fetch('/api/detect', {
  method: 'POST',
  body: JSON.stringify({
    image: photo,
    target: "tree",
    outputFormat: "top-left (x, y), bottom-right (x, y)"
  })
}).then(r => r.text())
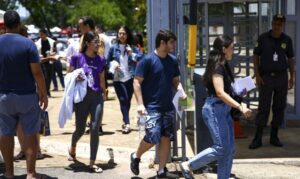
top-left (110, 0), bottom-right (146, 32)
top-left (0, 0), bottom-right (17, 10)
top-left (18, 0), bottom-right (72, 34)
top-left (66, 0), bottom-right (126, 30)
top-left (15, 0), bottom-right (146, 32)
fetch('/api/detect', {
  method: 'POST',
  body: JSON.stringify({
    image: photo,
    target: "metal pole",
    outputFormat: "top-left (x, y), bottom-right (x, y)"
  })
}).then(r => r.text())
top-left (181, 111), bottom-right (186, 161)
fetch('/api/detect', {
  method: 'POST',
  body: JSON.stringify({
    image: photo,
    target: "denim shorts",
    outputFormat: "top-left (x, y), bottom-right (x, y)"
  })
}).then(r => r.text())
top-left (0, 93), bottom-right (41, 136)
top-left (143, 110), bottom-right (175, 144)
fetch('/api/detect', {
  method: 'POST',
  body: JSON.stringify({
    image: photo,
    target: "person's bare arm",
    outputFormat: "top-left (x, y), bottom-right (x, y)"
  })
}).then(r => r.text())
top-left (67, 65), bottom-right (75, 73)
top-left (134, 76), bottom-right (147, 115)
top-left (172, 76), bottom-right (187, 98)
top-left (213, 74), bottom-right (252, 118)
top-left (30, 63), bottom-right (48, 110)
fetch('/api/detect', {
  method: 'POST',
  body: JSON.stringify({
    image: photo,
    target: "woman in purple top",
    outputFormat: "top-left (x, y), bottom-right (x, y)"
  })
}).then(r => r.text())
top-left (67, 31), bottom-right (106, 173)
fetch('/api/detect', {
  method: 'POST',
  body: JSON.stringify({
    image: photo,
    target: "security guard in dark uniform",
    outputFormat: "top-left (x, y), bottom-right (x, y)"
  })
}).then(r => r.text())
top-left (249, 14), bottom-right (295, 149)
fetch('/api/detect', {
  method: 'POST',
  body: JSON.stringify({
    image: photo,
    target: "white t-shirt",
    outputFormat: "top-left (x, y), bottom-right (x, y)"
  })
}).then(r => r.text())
top-left (118, 44), bottom-right (132, 82)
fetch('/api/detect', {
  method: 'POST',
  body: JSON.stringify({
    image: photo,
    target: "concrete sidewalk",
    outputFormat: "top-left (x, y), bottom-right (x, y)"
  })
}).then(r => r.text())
top-left (1, 85), bottom-right (300, 178)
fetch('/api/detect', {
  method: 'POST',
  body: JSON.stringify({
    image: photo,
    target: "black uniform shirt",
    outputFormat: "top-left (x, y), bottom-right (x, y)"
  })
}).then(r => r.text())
top-left (253, 30), bottom-right (294, 74)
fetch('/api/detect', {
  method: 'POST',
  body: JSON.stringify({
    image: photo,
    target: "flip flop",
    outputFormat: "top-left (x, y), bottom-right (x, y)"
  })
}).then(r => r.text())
top-left (89, 164), bottom-right (103, 173)
top-left (14, 151), bottom-right (26, 160)
top-left (27, 173), bottom-right (46, 179)
top-left (37, 151), bottom-right (44, 160)
top-left (67, 149), bottom-right (76, 161)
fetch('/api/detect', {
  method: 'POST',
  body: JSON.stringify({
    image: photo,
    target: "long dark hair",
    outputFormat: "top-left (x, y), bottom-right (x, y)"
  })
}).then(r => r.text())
top-left (203, 35), bottom-right (233, 87)
top-left (80, 31), bottom-right (98, 53)
top-left (117, 25), bottom-right (133, 45)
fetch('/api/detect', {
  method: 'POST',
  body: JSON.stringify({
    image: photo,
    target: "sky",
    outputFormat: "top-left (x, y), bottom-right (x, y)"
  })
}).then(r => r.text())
top-left (16, 1), bottom-right (30, 20)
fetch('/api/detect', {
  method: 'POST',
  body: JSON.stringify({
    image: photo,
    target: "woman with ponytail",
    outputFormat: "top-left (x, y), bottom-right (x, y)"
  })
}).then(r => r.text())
top-left (180, 35), bottom-right (252, 179)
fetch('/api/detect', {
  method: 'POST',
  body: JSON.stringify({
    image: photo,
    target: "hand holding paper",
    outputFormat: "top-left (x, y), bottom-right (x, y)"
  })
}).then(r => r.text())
top-left (232, 76), bottom-right (256, 95)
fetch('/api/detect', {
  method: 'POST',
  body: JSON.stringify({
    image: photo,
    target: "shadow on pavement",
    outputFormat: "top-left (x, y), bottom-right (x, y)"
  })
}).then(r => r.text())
top-left (65, 160), bottom-right (117, 173)
top-left (0, 174), bottom-right (57, 179)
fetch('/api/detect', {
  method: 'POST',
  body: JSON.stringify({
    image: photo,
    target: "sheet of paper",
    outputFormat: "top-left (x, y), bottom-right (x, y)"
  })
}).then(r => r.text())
top-left (172, 89), bottom-right (185, 119)
top-left (232, 76), bottom-right (256, 94)
top-left (109, 60), bottom-right (119, 74)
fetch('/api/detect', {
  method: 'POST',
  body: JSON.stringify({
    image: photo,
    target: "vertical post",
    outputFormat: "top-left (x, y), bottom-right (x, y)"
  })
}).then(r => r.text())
top-left (147, 0), bottom-right (171, 164)
top-left (181, 111), bottom-right (186, 161)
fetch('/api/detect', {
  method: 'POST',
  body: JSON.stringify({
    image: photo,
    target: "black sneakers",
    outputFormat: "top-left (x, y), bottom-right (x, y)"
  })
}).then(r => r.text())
top-left (130, 152), bottom-right (140, 175)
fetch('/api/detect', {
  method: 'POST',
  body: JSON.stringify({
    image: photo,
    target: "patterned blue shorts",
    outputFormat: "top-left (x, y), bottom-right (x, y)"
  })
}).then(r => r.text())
top-left (143, 110), bottom-right (175, 144)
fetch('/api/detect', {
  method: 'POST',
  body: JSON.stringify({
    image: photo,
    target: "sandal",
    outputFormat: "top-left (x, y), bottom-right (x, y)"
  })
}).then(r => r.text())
top-left (89, 164), bottom-right (103, 173)
top-left (27, 173), bottom-right (46, 179)
top-left (14, 151), bottom-right (26, 160)
top-left (37, 150), bottom-right (44, 160)
top-left (67, 149), bottom-right (76, 161)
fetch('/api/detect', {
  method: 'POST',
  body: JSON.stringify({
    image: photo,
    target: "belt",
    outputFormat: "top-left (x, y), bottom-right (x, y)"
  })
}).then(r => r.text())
top-left (263, 71), bottom-right (287, 77)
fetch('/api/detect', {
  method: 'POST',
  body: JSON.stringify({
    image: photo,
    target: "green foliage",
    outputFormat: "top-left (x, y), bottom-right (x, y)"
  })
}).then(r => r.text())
top-left (15, 0), bottom-right (146, 32)
top-left (0, 0), bottom-right (17, 10)
top-left (67, 0), bottom-right (126, 30)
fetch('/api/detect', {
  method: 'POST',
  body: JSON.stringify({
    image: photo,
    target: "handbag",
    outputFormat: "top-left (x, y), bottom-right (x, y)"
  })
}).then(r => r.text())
top-left (40, 111), bottom-right (51, 136)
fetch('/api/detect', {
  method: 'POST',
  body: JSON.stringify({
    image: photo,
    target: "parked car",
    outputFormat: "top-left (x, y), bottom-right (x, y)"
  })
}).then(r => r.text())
top-left (105, 31), bottom-right (117, 44)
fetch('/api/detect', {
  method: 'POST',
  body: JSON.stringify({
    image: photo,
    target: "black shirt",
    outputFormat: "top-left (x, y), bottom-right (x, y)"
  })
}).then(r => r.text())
top-left (253, 30), bottom-right (294, 74)
top-left (41, 39), bottom-right (51, 65)
top-left (206, 62), bottom-right (233, 96)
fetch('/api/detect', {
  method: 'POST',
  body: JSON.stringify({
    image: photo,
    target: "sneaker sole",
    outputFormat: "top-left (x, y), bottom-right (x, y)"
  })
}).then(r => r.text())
top-left (180, 163), bottom-right (194, 179)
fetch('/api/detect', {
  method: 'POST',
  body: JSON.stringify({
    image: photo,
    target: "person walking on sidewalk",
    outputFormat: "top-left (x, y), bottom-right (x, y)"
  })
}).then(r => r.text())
top-left (130, 29), bottom-right (185, 178)
top-left (249, 14), bottom-right (295, 149)
top-left (180, 36), bottom-right (252, 179)
top-left (51, 39), bottom-right (65, 91)
top-left (67, 31), bottom-right (106, 173)
top-left (107, 25), bottom-right (143, 134)
top-left (35, 29), bottom-right (57, 97)
top-left (14, 24), bottom-right (45, 161)
top-left (0, 10), bottom-right (48, 179)
top-left (77, 16), bottom-right (107, 135)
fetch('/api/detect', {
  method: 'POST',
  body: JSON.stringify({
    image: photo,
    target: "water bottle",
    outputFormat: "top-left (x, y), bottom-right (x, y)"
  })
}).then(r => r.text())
top-left (138, 115), bottom-right (146, 140)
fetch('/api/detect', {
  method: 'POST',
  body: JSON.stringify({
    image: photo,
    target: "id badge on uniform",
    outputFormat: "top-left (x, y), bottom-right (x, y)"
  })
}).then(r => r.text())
top-left (273, 52), bottom-right (278, 62)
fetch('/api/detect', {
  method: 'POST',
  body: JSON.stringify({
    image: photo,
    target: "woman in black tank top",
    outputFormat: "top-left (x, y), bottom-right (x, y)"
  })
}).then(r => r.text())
top-left (180, 35), bottom-right (252, 179)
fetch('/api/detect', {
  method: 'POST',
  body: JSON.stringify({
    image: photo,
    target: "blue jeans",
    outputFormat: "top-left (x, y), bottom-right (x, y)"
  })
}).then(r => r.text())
top-left (188, 97), bottom-right (234, 179)
top-left (113, 78), bottom-right (133, 125)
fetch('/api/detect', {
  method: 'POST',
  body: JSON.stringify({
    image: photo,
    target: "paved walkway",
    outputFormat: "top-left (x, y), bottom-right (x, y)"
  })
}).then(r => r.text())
top-left (1, 84), bottom-right (300, 178)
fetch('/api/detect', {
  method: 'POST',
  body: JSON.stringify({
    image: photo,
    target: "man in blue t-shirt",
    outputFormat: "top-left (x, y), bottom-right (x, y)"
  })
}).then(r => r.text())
top-left (0, 10), bottom-right (48, 179)
top-left (130, 30), bottom-right (186, 178)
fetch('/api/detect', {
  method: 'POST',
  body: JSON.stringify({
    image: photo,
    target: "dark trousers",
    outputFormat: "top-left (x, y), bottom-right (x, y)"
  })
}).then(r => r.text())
top-left (72, 89), bottom-right (103, 161)
top-left (41, 63), bottom-right (53, 96)
top-left (113, 78), bottom-right (134, 125)
top-left (52, 60), bottom-right (65, 89)
top-left (255, 72), bottom-right (288, 127)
